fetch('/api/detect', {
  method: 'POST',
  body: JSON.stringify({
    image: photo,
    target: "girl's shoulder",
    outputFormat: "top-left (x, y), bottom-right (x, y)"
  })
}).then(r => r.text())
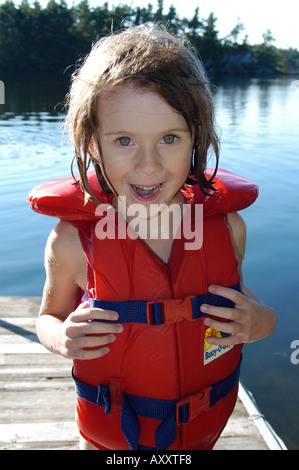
top-left (45, 221), bottom-right (86, 287)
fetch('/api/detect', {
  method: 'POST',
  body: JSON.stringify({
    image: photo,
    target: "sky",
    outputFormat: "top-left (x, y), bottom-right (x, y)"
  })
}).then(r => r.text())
top-left (13, 0), bottom-right (299, 49)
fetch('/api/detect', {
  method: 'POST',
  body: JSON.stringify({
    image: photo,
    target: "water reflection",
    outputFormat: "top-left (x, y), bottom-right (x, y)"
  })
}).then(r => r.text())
top-left (0, 72), bottom-right (71, 119)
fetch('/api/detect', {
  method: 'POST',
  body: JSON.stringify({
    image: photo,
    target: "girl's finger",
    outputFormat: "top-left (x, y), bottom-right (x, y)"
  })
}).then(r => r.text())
top-left (204, 316), bottom-right (241, 335)
top-left (200, 304), bottom-right (239, 320)
top-left (80, 333), bottom-right (117, 349)
top-left (208, 284), bottom-right (247, 307)
top-left (75, 346), bottom-right (111, 360)
top-left (83, 321), bottom-right (124, 336)
top-left (206, 333), bottom-right (241, 347)
top-left (70, 306), bottom-right (119, 323)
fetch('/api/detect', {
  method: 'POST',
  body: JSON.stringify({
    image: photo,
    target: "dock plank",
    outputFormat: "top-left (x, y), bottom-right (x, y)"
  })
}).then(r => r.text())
top-left (0, 296), bottom-right (271, 451)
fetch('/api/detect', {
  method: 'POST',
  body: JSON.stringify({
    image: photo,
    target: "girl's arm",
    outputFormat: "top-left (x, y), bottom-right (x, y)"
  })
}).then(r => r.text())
top-left (201, 212), bottom-right (277, 345)
top-left (36, 221), bottom-right (123, 359)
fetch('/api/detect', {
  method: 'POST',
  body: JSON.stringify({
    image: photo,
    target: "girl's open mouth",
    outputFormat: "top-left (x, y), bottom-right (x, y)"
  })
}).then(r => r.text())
top-left (130, 184), bottom-right (163, 200)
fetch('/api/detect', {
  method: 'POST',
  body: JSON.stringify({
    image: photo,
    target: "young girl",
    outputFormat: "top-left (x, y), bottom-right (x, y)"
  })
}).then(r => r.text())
top-left (28, 25), bottom-right (276, 450)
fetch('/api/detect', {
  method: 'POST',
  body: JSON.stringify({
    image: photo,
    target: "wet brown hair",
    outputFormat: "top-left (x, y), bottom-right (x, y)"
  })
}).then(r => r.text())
top-left (64, 24), bottom-right (219, 202)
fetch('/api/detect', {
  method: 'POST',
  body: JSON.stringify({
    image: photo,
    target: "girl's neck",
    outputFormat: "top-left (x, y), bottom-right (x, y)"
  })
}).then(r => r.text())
top-left (112, 192), bottom-right (185, 240)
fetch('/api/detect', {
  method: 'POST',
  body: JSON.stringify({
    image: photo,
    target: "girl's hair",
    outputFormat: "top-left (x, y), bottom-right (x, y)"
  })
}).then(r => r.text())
top-left (64, 24), bottom-right (219, 202)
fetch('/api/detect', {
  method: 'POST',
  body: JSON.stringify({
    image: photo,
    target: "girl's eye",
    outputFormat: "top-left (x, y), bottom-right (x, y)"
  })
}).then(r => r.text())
top-left (117, 137), bottom-right (131, 146)
top-left (162, 135), bottom-right (176, 144)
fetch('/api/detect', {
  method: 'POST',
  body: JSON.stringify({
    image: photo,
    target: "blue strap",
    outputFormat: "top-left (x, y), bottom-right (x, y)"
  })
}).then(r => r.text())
top-left (72, 356), bottom-right (242, 450)
top-left (120, 394), bottom-right (141, 451)
top-left (90, 299), bottom-right (149, 324)
top-left (90, 282), bottom-right (241, 326)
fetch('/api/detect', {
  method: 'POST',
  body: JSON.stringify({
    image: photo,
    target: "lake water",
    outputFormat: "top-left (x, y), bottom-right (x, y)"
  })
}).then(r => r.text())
top-left (0, 72), bottom-right (298, 449)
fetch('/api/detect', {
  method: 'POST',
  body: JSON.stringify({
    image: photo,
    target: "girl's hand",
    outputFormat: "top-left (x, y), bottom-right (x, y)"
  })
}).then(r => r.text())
top-left (201, 284), bottom-right (277, 346)
top-left (56, 301), bottom-right (124, 360)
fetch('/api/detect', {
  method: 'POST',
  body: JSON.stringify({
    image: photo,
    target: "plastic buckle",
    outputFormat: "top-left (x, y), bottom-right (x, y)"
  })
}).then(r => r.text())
top-left (176, 386), bottom-right (212, 425)
top-left (146, 296), bottom-right (194, 326)
top-left (109, 378), bottom-right (124, 416)
top-left (97, 384), bottom-right (110, 415)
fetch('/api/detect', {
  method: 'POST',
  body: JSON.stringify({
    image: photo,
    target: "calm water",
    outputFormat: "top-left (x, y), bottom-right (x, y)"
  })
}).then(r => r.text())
top-left (0, 73), bottom-right (298, 449)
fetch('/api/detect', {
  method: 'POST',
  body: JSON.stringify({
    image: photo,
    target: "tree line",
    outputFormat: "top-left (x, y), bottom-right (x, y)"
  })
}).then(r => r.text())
top-left (0, 0), bottom-right (298, 75)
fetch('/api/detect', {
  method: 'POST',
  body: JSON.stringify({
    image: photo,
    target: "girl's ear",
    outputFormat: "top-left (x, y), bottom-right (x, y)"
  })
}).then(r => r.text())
top-left (88, 136), bottom-right (115, 196)
top-left (88, 135), bottom-right (99, 158)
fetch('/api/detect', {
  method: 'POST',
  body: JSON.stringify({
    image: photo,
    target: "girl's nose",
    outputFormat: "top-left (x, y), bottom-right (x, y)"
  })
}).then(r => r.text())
top-left (135, 145), bottom-right (162, 175)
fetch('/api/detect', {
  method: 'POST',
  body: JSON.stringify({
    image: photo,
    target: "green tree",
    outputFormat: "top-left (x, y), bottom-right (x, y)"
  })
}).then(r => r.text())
top-left (0, 1), bottom-right (298, 74)
top-left (164, 4), bottom-right (181, 34)
top-left (262, 28), bottom-right (275, 46)
top-left (71, 0), bottom-right (98, 54)
top-left (35, 0), bottom-right (77, 70)
top-left (184, 7), bottom-right (203, 46)
top-left (252, 29), bottom-right (278, 72)
top-left (0, 1), bottom-right (21, 68)
top-left (197, 12), bottom-right (222, 66)
top-left (277, 48), bottom-right (299, 74)
top-left (17, 0), bottom-right (47, 69)
top-left (133, 3), bottom-right (154, 26)
top-left (92, 2), bottom-right (114, 37)
top-left (154, 0), bottom-right (164, 22)
top-left (229, 18), bottom-right (245, 45)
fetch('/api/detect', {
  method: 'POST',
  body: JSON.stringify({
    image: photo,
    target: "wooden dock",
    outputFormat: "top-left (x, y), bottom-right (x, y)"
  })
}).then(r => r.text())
top-left (0, 296), bottom-right (286, 451)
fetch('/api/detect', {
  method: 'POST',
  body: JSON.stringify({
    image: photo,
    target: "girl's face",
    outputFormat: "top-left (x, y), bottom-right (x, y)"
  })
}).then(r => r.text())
top-left (95, 83), bottom-right (193, 212)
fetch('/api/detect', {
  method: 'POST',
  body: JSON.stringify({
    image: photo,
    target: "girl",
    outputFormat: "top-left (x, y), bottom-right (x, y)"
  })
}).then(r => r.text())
top-left (28, 25), bottom-right (276, 450)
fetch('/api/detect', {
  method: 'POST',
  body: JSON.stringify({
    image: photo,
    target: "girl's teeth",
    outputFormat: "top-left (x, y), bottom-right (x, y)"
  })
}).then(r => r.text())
top-left (132, 184), bottom-right (161, 198)
top-left (136, 185), bottom-right (159, 190)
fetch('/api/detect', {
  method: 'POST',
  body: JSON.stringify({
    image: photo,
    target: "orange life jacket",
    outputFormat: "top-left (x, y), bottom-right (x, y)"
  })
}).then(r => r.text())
top-left (28, 169), bottom-right (258, 450)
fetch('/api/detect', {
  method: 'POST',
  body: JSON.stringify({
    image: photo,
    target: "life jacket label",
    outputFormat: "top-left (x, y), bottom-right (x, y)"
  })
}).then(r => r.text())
top-left (204, 328), bottom-right (233, 365)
